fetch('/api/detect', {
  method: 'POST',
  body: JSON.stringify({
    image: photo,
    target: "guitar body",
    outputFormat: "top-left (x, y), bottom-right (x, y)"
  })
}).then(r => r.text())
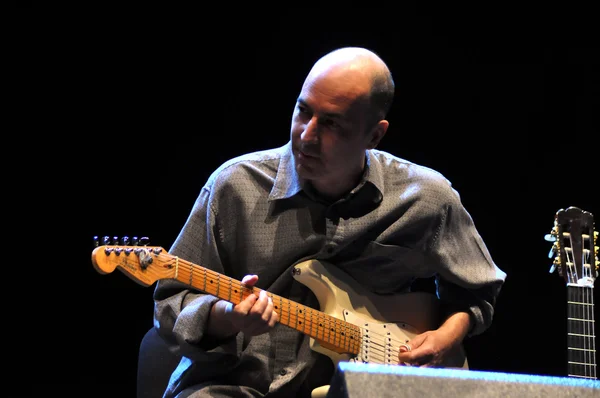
top-left (292, 259), bottom-right (468, 397)
top-left (294, 259), bottom-right (466, 365)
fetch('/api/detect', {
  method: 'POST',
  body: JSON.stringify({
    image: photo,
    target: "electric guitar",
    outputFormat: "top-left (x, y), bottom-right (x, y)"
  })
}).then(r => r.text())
top-left (91, 237), bottom-right (469, 397)
top-left (547, 206), bottom-right (599, 380)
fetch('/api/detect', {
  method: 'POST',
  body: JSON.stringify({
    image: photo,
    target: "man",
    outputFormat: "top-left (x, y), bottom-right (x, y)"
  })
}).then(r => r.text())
top-left (153, 46), bottom-right (506, 397)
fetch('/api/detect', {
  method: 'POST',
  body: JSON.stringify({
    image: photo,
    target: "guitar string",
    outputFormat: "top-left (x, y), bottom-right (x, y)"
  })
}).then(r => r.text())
top-left (583, 244), bottom-right (597, 379)
top-left (110, 248), bottom-right (426, 365)
top-left (148, 252), bottom-right (413, 363)
top-left (566, 241), bottom-right (579, 377)
top-left (591, 237), bottom-right (597, 379)
top-left (565, 239), bottom-right (586, 375)
top-left (574, 234), bottom-right (589, 379)
top-left (566, 234), bottom-right (596, 379)
top-left (180, 262), bottom-right (406, 362)
top-left (166, 255), bottom-right (361, 347)
top-left (585, 284), bottom-right (596, 379)
top-left (566, 237), bottom-right (587, 378)
top-left (581, 238), bottom-right (595, 379)
top-left (587, 246), bottom-right (598, 379)
top-left (591, 282), bottom-right (597, 379)
top-left (107, 247), bottom-right (438, 366)
top-left (178, 263), bottom-right (405, 362)
top-left (582, 243), bottom-right (590, 379)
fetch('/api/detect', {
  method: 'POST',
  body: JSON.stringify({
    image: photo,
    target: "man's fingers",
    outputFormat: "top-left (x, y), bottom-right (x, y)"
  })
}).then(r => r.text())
top-left (268, 309), bottom-right (279, 327)
top-left (261, 292), bottom-right (275, 321)
top-left (248, 290), bottom-right (269, 316)
top-left (232, 290), bottom-right (278, 335)
top-left (398, 341), bottom-right (417, 365)
top-left (241, 274), bottom-right (259, 286)
top-left (233, 292), bottom-right (258, 315)
top-left (220, 275), bottom-right (279, 337)
top-left (398, 351), bottom-right (414, 365)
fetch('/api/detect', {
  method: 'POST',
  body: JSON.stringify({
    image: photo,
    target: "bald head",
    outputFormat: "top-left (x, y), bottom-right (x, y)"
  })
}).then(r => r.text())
top-left (307, 47), bottom-right (395, 121)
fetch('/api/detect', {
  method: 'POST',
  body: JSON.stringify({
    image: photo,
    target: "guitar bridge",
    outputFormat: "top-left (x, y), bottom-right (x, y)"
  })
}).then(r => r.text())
top-left (343, 309), bottom-right (416, 365)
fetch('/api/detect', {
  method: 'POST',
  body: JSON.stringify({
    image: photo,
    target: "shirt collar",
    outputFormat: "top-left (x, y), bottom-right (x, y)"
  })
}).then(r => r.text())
top-left (269, 141), bottom-right (302, 201)
top-left (363, 149), bottom-right (385, 197)
top-left (268, 141), bottom-right (384, 202)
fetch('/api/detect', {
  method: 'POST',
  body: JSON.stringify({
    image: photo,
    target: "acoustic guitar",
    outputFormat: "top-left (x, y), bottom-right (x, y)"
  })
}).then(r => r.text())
top-left (546, 206), bottom-right (599, 380)
top-left (92, 236), bottom-right (468, 397)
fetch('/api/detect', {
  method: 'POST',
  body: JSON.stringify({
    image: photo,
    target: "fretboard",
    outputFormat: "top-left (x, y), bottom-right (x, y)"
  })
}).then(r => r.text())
top-left (171, 255), bottom-right (362, 355)
top-left (567, 285), bottom-right (597, 379)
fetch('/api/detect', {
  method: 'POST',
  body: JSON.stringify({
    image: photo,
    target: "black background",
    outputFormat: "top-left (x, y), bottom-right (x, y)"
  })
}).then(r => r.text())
top-left (11, 5), bottom-right (599, 397)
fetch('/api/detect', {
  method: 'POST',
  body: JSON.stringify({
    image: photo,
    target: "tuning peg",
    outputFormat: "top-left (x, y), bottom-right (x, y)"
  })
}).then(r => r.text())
top-left (93, 236), bottom-right (100, 247)
top-left (547, 246), bottom-right (555, 259)
top-left (121, 236), bottom-right (130, 246)
top-left (139, 237), bottom-right (150, 246)
top-left (549, 257), bottom-right (560, 273)
top-left (544, 233), bottom-right (556, 242)
top-left (103, 236), bottom-right (110, 245)
top-left (132, 236), bottom-right (139, 246)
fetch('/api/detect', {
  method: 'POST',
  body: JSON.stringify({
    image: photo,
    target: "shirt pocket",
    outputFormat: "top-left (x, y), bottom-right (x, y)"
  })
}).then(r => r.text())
top-left (336, 241), bottom-right (432, 295)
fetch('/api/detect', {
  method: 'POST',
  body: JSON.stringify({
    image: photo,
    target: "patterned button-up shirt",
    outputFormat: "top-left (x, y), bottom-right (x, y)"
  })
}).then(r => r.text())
top-left (153, 141), bottom-right (506, 397)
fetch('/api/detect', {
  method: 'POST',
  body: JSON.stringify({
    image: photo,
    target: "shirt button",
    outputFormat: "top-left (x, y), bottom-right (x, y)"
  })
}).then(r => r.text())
top-left (279, 369), bottom-right (287, 376)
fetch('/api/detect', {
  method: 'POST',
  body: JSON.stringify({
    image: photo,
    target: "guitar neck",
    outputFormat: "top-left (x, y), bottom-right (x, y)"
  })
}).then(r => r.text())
top-left (567, 285), bottom-right (597, 379)
top-left (171, 255), bottom-right (361, 355)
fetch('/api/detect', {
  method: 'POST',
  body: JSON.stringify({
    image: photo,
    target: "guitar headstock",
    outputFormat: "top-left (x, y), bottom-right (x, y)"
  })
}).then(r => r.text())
top-left (91, 235), bottom-right (175, 287)
top-left (547, 207), bottom-right (599, 286)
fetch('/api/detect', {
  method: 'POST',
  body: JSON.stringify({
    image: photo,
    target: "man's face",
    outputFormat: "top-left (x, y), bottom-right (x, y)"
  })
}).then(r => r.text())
top-left (290, 68), bottom-right (376, 195)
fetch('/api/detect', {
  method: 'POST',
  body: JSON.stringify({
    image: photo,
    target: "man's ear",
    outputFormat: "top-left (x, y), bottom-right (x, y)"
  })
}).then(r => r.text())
top-left (366, 119), bottom-right (389, 149)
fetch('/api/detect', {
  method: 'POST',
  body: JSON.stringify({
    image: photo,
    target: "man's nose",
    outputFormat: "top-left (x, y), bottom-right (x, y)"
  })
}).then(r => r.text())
top-left (300, 117), bottom-right (319, 142)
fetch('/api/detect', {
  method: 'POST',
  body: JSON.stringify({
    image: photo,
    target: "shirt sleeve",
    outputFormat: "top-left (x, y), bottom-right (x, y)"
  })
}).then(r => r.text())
top-left (428, 188), bottom-right (507, 337)
top-left (152, 185), bottom-right (239, 369)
